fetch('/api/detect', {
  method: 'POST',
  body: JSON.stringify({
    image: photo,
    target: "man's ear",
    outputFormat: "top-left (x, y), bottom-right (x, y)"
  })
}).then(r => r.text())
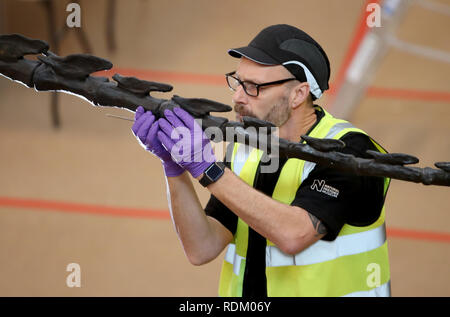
top-left (291, 82), bottom-right (310, 109)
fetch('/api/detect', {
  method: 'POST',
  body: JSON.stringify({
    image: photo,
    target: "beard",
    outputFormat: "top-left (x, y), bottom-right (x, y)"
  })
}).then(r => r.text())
top-left (234, 94), bottom-right (291, 127)
top-left (262, 95), bottom-right (291, 127)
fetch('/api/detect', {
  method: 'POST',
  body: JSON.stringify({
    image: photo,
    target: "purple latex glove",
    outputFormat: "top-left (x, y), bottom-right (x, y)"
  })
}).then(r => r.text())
top-left (157, 107), bottom-right (216, 178)
top-left (132, 106), bottom-right (184, 177)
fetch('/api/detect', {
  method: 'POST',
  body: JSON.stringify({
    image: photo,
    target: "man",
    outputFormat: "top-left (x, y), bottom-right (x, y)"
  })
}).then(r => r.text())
top-left (132, 24), bottom-right (391, 297)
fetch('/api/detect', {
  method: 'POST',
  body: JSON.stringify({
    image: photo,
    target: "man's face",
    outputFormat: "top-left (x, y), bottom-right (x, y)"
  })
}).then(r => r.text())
top-left (232, 57), bottom-right (294, 127)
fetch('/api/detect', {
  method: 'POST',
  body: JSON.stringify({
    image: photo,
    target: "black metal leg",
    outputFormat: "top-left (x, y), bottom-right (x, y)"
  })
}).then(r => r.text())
top-left (106, 0), bottom-right (116, 52)
top-left (42, 0), bottom-right (62, 130)
top-left (50, 90), bottom-right (60, 128)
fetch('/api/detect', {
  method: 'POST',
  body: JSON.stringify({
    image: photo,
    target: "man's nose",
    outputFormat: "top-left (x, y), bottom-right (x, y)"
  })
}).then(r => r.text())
top-left (232, 84), bottom-right (248, 105)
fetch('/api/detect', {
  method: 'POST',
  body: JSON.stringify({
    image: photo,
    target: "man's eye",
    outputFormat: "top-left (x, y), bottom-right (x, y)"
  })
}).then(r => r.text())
top-left (244, 82), bottom-right (257, 90)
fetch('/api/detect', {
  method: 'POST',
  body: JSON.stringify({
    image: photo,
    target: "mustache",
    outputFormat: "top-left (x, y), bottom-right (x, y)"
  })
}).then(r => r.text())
top-left (234, 103), bottom-right (255, 118)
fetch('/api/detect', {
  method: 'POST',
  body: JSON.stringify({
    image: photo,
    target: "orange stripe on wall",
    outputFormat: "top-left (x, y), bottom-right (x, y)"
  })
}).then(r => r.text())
top-left (1, 196), bottom-right (449, 244)
top-left (0, 197), bottom-right (171, 220)
top-left (386, 227), bottom-right (450, 244)
top-left (366, 86), bottom-right (450, 103)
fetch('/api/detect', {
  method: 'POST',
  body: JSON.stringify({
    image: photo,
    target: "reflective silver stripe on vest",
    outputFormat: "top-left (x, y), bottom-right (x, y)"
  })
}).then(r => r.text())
top-left (301, 161), bottom-right (316, 183)
top-left (232, 145), bottom-right (253, 177)
top-left (342, 281), bottom-right (391, 297)
top-left (266, 224), bottom-right (386, 267)
top-left (224, 243), bottom-right (245, 276)
top-left (325, 122), bottom-right (355, 139)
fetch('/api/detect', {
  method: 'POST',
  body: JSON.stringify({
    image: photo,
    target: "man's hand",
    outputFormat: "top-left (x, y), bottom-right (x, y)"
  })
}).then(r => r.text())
top-left (157, 107), bottom-right (216, 178)
top-left (132, 106), bottom-right (185, 177)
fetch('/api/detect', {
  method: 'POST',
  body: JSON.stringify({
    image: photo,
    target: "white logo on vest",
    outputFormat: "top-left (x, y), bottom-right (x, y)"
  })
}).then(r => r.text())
top-left (311, 179), bottom-right (340, 198)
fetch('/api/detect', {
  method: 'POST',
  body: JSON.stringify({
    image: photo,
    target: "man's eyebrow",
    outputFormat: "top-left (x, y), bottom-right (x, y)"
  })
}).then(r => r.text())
top-left (235, 72), bottom-right (261, 84)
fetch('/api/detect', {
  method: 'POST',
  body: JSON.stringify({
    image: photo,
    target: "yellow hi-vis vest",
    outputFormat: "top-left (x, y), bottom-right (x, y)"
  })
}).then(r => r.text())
top-left (218, 107), bottom-right (391, 297)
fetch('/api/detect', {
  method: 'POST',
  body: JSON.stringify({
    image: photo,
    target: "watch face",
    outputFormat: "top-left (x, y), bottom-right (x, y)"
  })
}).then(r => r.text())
top-left (207, 164), bottom-right (224, 180)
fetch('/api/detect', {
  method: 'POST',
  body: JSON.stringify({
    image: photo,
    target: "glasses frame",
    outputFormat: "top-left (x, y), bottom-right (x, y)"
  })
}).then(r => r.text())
top-left (225, 71), bottom-right (297, 97)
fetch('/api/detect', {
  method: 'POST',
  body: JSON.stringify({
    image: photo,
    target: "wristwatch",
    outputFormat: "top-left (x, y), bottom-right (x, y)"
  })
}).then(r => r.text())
top-left (199, 162), bottom-right (226, 187)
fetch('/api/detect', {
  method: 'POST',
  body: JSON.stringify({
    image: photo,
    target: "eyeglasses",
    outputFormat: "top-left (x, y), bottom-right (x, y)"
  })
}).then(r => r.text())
top-left (225, 71), bottom-right (296, 97)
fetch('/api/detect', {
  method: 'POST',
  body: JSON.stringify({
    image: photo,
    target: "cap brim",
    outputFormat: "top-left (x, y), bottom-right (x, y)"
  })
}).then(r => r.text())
top-left (228, 46), bottom-right (278, 66)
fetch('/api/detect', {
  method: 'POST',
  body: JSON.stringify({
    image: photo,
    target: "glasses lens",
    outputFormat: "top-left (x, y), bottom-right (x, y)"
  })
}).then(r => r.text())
top-left (243, 82), bottom-right (258, 97)
top-left (226, 75), bottom-right (239, 91)
top-left (226, 74), bottom-right (259, 97)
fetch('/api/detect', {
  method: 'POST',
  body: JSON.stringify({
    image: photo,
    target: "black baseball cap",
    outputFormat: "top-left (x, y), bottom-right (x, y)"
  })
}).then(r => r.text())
top-left (228, 24), bottom-right (330, 100)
